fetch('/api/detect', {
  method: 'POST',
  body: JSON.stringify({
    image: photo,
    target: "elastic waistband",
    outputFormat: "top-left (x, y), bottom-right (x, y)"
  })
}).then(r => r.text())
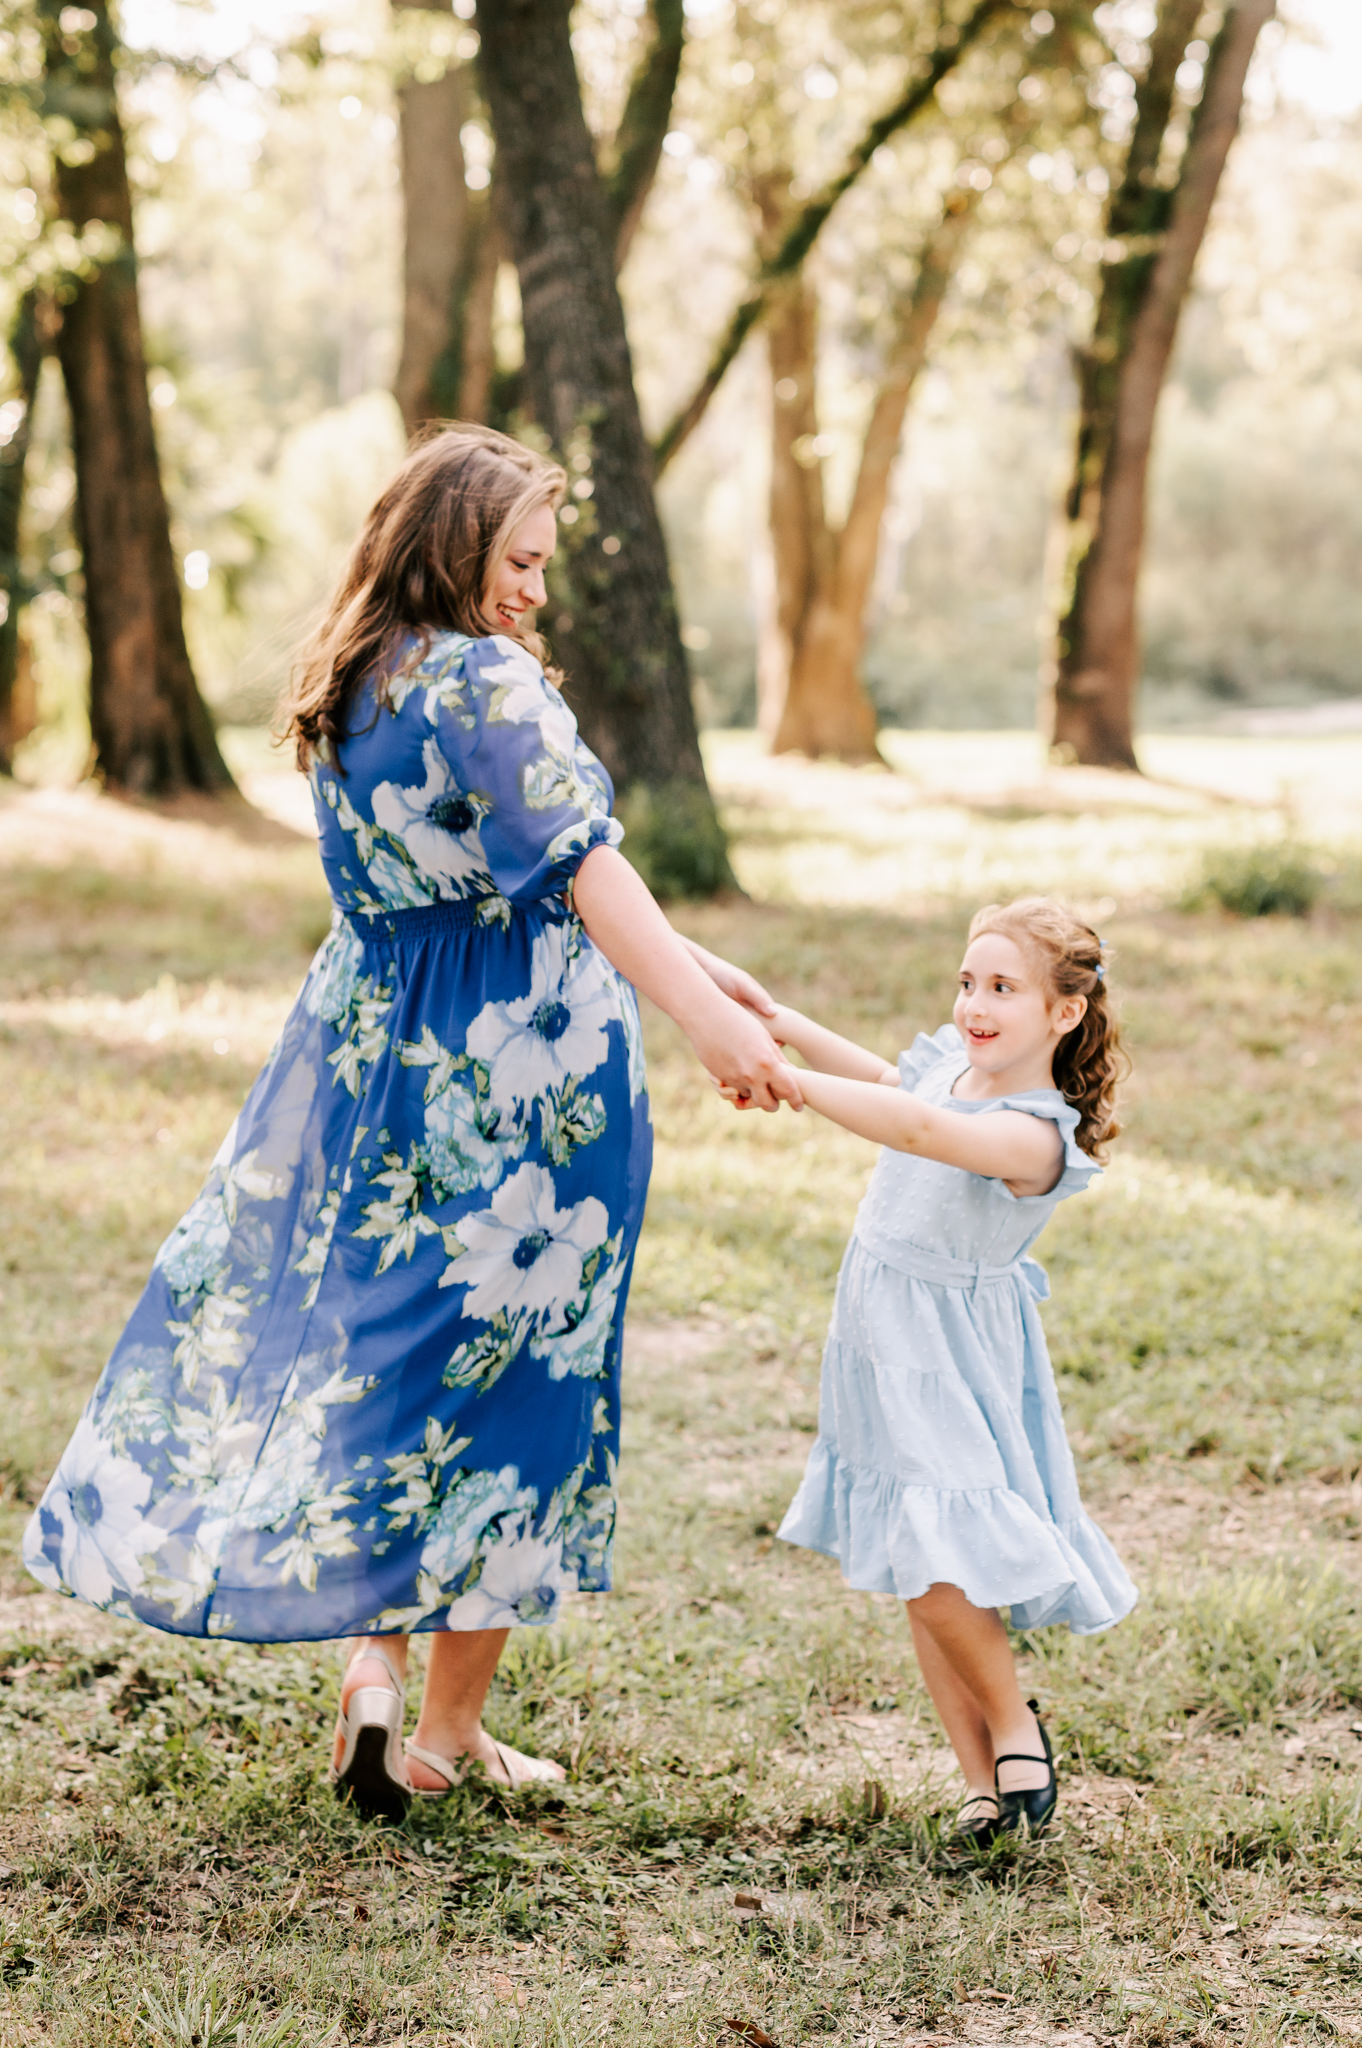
top-left (852, 1228), bottom-right (1048, 1303)
top-left (344, 896), bottom-right (571, 945)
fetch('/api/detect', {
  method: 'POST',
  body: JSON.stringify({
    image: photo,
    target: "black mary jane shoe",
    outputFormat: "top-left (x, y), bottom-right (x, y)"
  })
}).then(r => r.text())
top-left (994, 1698), bottom-right (1058, 1836)
top-left (951, 1791), bottom-right (1006, 1849)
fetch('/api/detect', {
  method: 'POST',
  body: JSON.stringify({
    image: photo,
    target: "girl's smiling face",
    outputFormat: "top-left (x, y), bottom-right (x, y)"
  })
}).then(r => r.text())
top-left (482, 501), bottom-right (558, 634)
top-left (953, 932), bottom-right (1085, 1079)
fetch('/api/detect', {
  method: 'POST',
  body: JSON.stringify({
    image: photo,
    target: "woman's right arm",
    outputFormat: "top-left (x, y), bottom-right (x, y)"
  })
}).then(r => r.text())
top-left (572, 847), bottom-right (803, 1113)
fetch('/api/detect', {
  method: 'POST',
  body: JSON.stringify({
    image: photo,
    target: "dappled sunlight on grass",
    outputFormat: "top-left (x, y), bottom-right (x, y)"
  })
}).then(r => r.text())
top-left (703, 727), bottom-right (1362, 914)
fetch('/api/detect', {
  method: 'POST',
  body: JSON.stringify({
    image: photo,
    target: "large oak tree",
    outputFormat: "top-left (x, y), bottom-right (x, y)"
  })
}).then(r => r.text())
top-left (39, 0), bottom-right (232, 795)
top-left (475, 0), bottom-right (730, 894)
top-left (1047, 0), bottom-right (1275, 767)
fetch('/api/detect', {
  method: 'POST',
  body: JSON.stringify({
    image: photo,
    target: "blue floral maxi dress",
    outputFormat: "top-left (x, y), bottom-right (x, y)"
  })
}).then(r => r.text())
top-left (24, 633), bottom-right (652, 1642)
top-left (778, 1026), bottom-right (1136, 1634)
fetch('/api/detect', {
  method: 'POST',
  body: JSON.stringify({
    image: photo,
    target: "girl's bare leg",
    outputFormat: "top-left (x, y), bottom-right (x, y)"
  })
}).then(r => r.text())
top-left (907, 1583), bottom-right (1049, 1793)
top-left (907, 1607), bottom-right (996, 1806)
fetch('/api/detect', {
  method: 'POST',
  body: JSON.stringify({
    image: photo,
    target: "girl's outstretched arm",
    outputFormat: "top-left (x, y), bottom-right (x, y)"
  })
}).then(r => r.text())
top-left (785, 1063), bottom-right (1065, 1198)
top-left (765, 1003), bottom-right (900, 1085)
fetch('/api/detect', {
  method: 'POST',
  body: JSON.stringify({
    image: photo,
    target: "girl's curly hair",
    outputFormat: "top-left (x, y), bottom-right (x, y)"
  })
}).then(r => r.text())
top-left (968, 897), bottom-right (1130, 1160)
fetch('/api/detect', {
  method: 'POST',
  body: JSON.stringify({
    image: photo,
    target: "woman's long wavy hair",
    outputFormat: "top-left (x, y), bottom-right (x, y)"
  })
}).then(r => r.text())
top-left (279, 424), bottom-right (567, 769)
top-left (967, 897), bottom-right (1130, 1160)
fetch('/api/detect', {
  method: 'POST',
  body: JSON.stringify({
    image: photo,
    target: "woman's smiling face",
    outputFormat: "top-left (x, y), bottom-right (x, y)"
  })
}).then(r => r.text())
top-left (953, 931), bottom-right (1081, 1076)
top-left (483, 502), bottom-right (559, 634)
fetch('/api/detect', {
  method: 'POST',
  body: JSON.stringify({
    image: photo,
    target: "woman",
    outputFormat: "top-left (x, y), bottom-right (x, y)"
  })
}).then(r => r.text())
top-left (24, 425), bottom-right (797, 1818)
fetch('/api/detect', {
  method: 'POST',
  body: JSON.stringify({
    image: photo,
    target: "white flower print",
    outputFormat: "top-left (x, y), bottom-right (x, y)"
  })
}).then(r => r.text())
top-left (353, 844), bottom-right (436, 913)
top-left (545, 813), bottom-right (622, 871)
top-left (621, 986), bottom-right (647, 1103)
top-left (480, 637), bottom-right (578, 748)
top-left (23, 1415), bottom-right (159, 1607)
top-left (166, 1287), bottom-right (252, 1390)
top-left (465, 923), bottom-right (614, 1117)
top-left (326, 973), bottom-right (394, 1097)
top-left (371, 737), bottom-right (493, 897)
top-left (425, 1078), bottom-right (517, 1199)
top-left (418, 1464), bottom-right (531, 1591)
top-left (381, 1417), bottom-right (473, 1535)
top-left (555, 1446), bottom-right (617, 1585)
top-left (395, 1028), bottom-right (520, 1201)
top-left (294, 1188), bottom-right (341, 1309)
top-left (190, 1361), bottom-right (370, 1594)
top-left (445, 1163), bottom-right (608, 1324)
top-left (523, 744), bottom-right (609, 820)
top-left (442, 1507), bottom-right (576, 1628)
top-left (532, 1242), bottom-right (624, 1381)
top-left (302, 915), bottom-right (362, 1026)
top-left (155, 1191), bottom-right (232, 1300)
top-left (96, 1363), bottom-right (173, 1455)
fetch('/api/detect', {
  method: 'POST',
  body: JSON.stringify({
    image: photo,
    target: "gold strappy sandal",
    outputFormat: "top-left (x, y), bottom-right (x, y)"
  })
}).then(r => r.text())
top-left (404, 1733), bottom-right (565, 1797)
top-left (329, 1645), bottom-right (411, 1823)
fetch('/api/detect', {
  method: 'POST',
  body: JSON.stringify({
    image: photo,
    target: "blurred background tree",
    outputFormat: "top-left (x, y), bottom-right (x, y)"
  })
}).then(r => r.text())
top-left (33, 0), bottom-right (232, 794)
top-left (0, 0), bottom-right (1357, 850)
top-left (1047, 0), bottom-right (1277, 769)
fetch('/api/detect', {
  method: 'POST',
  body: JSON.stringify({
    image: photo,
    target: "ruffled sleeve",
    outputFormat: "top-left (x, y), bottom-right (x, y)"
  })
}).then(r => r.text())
top-left (896, 1022), bottom-right (967, 1095)
top-left (432, 634), bottom-right (623, 904)
top-left (955, 1090), bottom-right (1100, 1201)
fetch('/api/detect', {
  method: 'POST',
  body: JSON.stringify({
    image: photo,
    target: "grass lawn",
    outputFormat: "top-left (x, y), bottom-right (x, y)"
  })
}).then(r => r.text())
top-left (1, 732), bottom-right (1361, 2047)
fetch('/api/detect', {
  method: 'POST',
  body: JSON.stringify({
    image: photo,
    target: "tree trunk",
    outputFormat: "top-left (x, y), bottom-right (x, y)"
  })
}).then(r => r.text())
top-left (0, 293), bottom-right (43, 775)
top-left (1048, 0), bottom-right (1274, 767)
top-left (755, 256), bottom-right (827, 738)
top-left (770, 191), bottom-right (977, 760)
top-left (392, 0), bottom-right (471, 435)
top-left (604, 0), bottom-right (685, 269)
top-left (41, 2), bottom-right (232, 796)
top-left (476, 0), bottom-right (732, 896)
top-left (653, 0), bottom-right (1014, 477)
top-left (454, 191), bottom-right (503, 422)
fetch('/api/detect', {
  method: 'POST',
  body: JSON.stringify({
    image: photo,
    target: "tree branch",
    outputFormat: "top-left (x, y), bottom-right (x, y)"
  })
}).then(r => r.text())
top-left (605, 0), bottom-right (685, 270)
top-left (651, 0), bottom-right (1024, 476)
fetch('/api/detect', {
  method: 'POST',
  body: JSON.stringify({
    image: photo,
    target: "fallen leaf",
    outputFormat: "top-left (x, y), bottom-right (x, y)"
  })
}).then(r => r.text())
top-left (725, 2023), bottom-right (779, 2048)
top-left (733, 1890), bottom-right (764, 1912)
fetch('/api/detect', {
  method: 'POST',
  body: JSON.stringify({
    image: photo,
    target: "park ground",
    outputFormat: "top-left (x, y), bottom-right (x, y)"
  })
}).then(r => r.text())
top-left (1, 727), bottom-right (1361, 2046)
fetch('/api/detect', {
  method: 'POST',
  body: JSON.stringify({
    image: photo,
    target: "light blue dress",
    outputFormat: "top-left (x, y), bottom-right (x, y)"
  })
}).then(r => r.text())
top-left (779, 1024), bottom-right (1136, 1634)
top-left (24, 632), bottom-right (651, 1644)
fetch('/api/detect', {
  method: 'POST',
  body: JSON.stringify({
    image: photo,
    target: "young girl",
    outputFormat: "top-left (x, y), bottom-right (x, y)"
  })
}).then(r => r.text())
top-left (744, 898), bottom-right (1136, 1843)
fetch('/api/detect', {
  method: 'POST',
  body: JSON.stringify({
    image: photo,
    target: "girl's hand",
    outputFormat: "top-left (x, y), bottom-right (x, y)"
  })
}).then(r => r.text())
top-left (681, 938), bottom-right (777, 1019)
top-left (713, 1057), bottom-right (803, 1111)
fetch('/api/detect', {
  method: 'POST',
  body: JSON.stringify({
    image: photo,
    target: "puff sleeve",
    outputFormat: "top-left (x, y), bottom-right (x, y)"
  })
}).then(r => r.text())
top-left (431, 633), bottom-right (624, 905)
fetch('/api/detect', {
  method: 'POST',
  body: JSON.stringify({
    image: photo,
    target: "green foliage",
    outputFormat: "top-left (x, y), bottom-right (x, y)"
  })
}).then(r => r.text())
top-left (615, 776), bottom-right (735, 899)
top-left (1182, 840), bottom-right (1324, 917)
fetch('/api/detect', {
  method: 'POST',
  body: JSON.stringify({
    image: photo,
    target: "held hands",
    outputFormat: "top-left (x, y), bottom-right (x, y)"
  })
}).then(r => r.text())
top-left (682, 947), bottom-right (799, 1111)
top-left (704, 999), bottom-right (799, 1114)
top-left (694, 1000), bottom-right (803, 1113)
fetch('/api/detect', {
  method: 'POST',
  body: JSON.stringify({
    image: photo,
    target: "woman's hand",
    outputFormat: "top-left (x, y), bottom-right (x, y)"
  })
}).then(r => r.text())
top-left (680, 938), bottom-right (777, 1019)
top-left (692, 1005), bottom-right (804, 1114)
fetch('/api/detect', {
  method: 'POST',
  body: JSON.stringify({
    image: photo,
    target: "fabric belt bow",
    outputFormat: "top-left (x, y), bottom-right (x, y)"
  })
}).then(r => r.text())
top-left (854, 1229), bottom-right (1050, 1304)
